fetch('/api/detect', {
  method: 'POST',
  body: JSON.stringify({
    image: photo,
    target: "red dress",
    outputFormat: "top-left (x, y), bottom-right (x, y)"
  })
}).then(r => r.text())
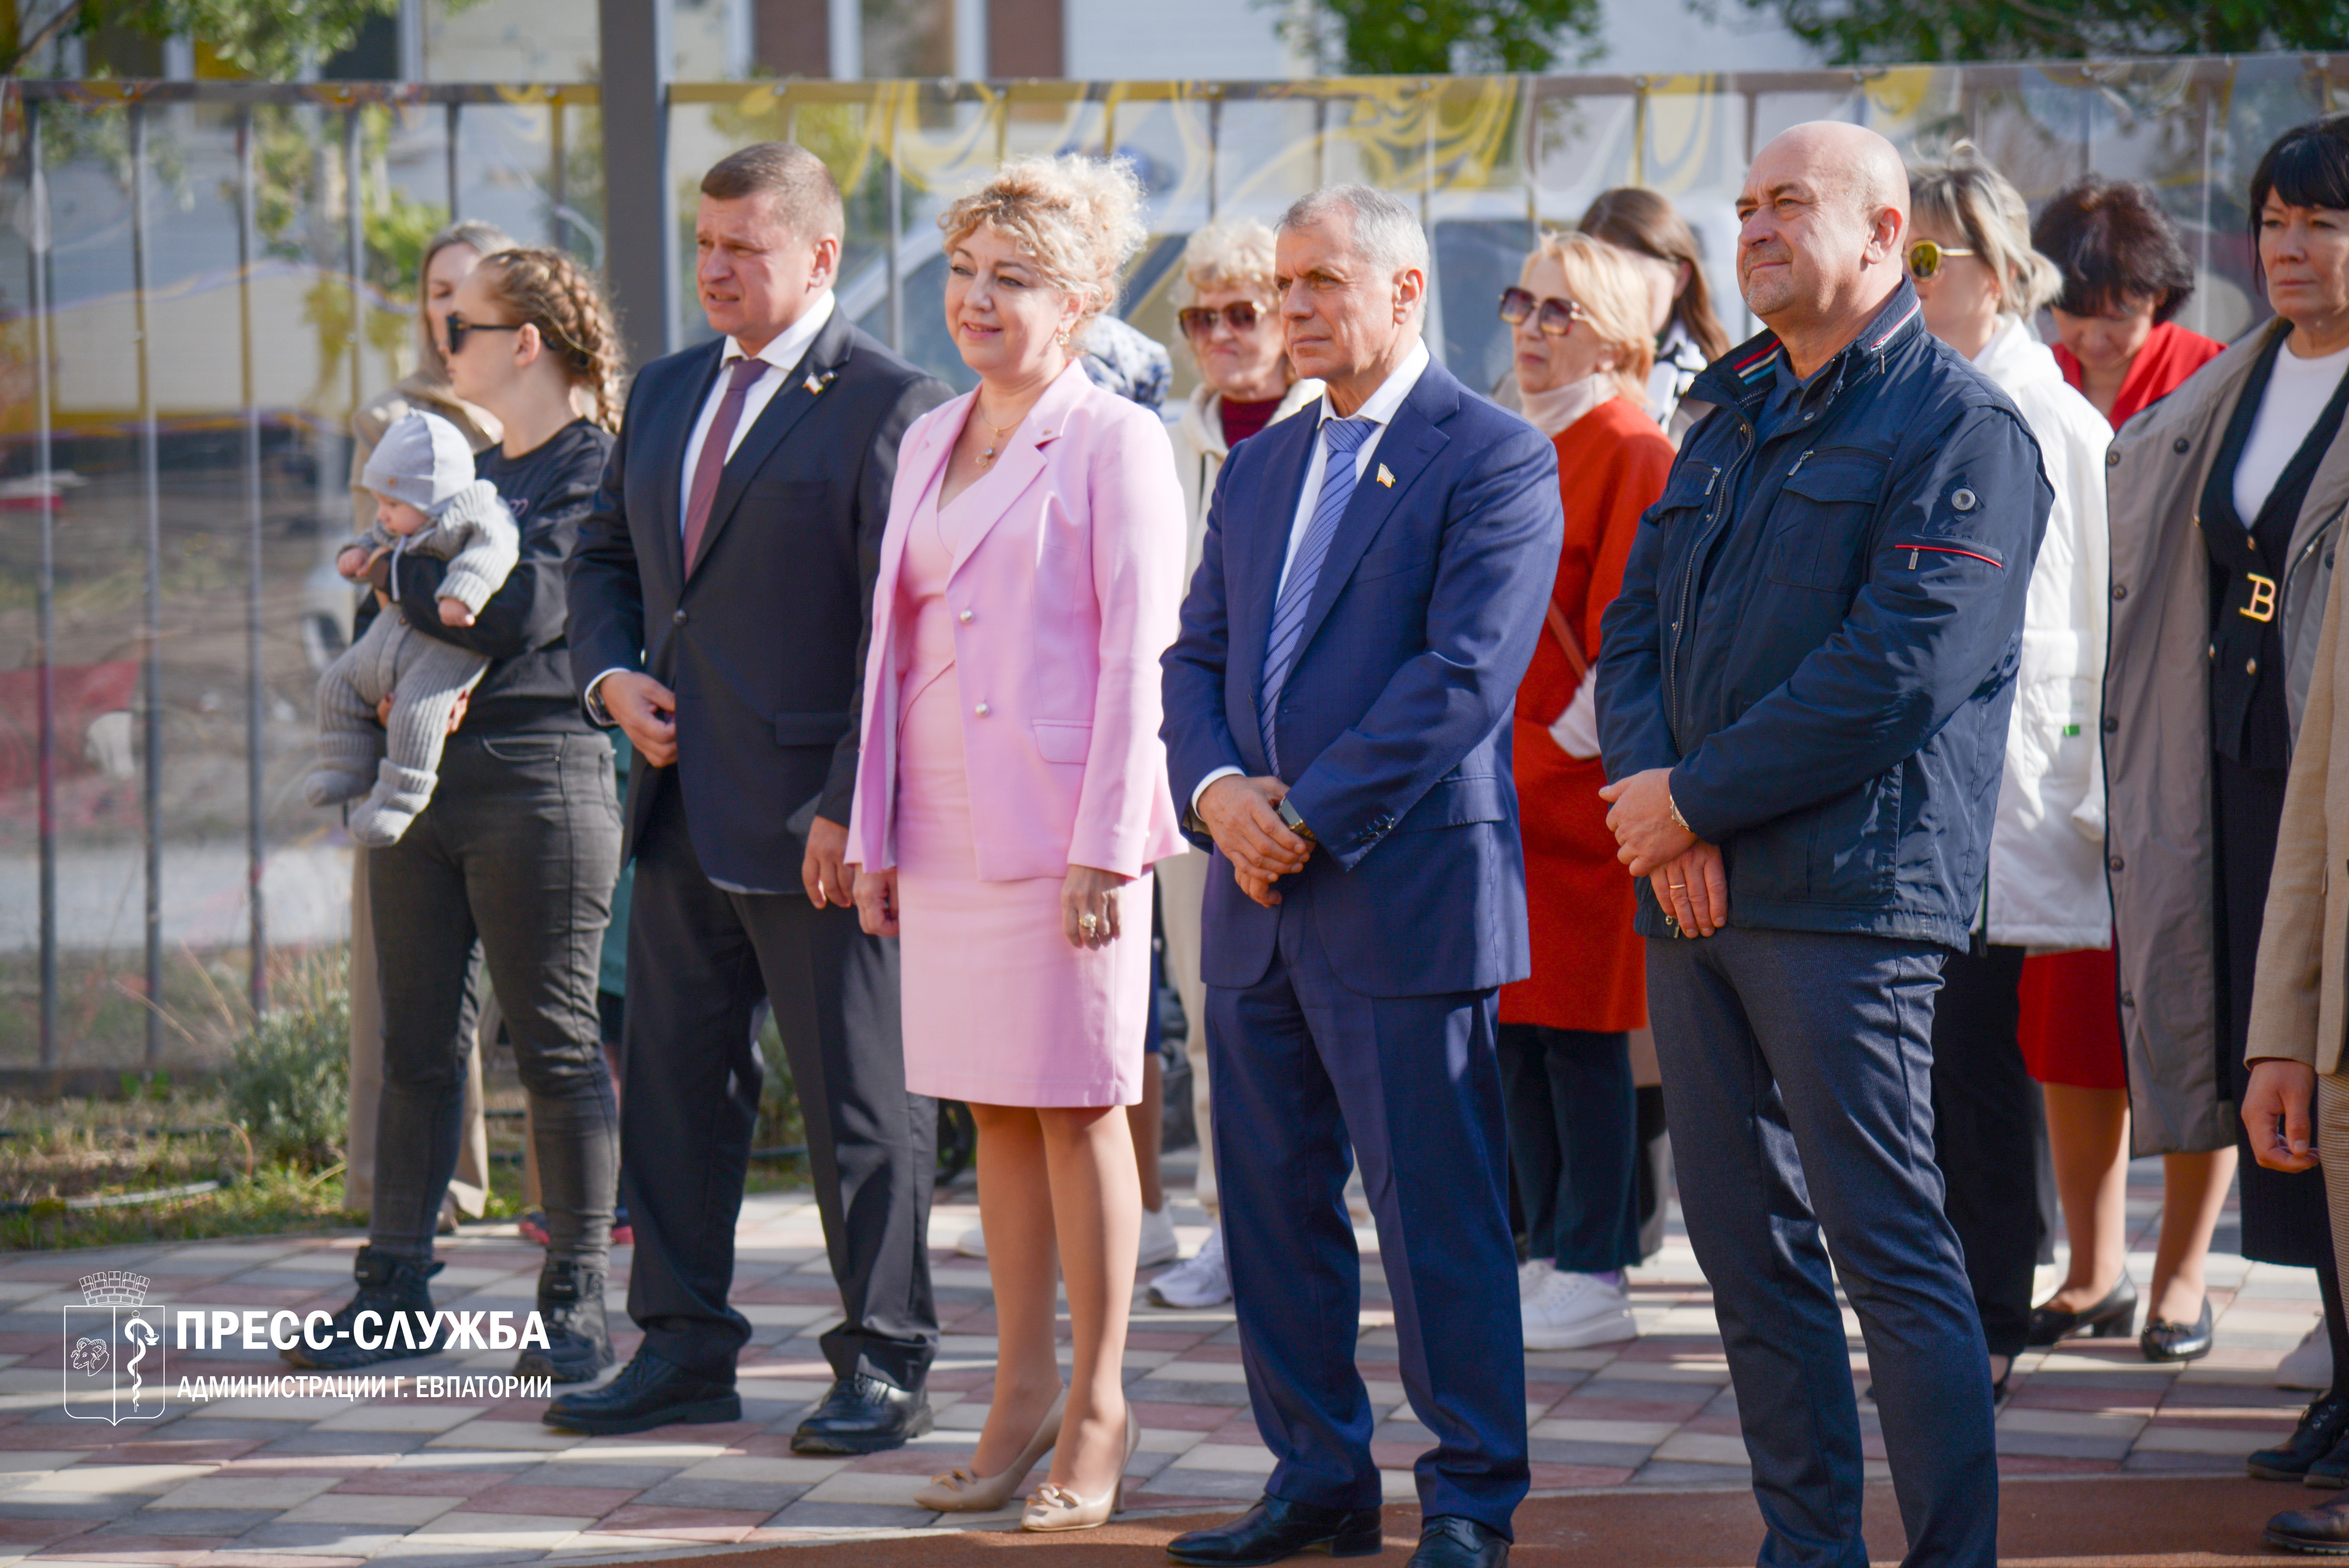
top-left (1500, 397), bottom-right (1674, 1033)
top-left (2021, 320), bottom-right (2227, 1089)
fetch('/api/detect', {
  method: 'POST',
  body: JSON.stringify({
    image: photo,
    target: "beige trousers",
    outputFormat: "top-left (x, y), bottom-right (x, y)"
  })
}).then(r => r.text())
top-left (1158, 845), bottom-right (1216, 1218)
top-left (345, 850), bottom-right (490, 1221)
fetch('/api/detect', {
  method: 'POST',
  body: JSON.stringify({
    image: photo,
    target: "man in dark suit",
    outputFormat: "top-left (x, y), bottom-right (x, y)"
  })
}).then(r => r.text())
top-left (557, 142), bottom-right (951, 1449)
top-left (1160, 186), bottom-right (1563, 1568)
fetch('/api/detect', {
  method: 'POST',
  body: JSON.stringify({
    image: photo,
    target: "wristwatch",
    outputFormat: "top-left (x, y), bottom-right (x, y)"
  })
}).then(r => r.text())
top-left (1277, 796), bottom-right (1317, 843)
top-left (1667, 784), bottom-right (1692, 835)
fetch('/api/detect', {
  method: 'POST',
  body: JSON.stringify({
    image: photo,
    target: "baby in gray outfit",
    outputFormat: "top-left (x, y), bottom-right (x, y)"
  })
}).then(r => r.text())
top-left (308, 410), bottom-right (519, 848)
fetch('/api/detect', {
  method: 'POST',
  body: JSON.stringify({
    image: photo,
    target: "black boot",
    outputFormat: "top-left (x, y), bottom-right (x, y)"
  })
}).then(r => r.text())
top-left (517, 1259), bottom-right (613, 1384)
top-left (2254, 1392), bottom-right (2349, 1482)
top-left (282, 1246), bottom-right (443, 1371)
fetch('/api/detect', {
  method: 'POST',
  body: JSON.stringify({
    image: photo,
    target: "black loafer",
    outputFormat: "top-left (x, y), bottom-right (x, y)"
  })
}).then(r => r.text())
top-left (2253, 1392), bottom-right (2349, 1482)
top-left (2266, 1495), bottom-right (2349, 1554)
top-left (541, 1348), bottom-right (740, 1435)
top-left (2141, 1298), bottom-right (2214, 1363)
top-left (2025, 1276), bottom-right (2138, 1348)
top-left (790, 1373), bottom-right (932, 1455)
top-left (1166, 1496), bottom-right (1385, 1566)
top-left (1409, 1516), bottom-right (1508, 1568)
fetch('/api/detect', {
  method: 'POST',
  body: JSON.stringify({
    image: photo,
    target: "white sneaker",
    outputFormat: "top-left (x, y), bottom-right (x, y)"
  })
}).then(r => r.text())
top-left (955, 1224), bottom-right (986, 1259)
top-left (1518, 1258), bottom-right (1554, 1301)
top-left (2280, 1322), bottom-right (2334, 1391)
top-left (1139, 1203), bottom-right (1181, 1268)
top-left (1521, 1270), bottom-right (1637, 1351)
top-left (1149, 1224), bottom-right (1232, 1309)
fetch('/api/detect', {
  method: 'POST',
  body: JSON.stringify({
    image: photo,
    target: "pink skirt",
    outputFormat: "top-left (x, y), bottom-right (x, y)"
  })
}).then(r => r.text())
top-left (893, 658), bottom-right (1148, 1108)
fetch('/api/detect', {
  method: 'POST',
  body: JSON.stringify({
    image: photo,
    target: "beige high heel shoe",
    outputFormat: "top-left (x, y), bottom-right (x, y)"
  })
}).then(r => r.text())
top-left (913, 1388), bottom-right (1064, 1512)
top-left (1019, 1404), bottom-right (1141, 1533)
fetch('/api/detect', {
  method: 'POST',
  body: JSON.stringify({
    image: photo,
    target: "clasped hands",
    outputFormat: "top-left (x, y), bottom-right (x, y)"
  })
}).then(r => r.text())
top-left (1198, 775), bottom-right (1312, 909)
top-left (1599, 766), bottom-right (1728, 938)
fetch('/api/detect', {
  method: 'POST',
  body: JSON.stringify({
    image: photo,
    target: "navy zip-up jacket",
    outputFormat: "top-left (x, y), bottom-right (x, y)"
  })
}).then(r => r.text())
top-left (1595, 282), bottom-right (2053, 951)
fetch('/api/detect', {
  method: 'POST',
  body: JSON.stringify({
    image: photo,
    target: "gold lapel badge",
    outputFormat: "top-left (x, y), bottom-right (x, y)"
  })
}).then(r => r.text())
top-left (804, 369), bottom-right (836, 396)
top-left (1377, 463), bottom-right (1396, 489)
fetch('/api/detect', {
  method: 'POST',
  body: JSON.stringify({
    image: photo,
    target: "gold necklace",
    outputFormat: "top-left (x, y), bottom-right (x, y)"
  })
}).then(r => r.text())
top-left (975, 407), bottom-right (1024, 466)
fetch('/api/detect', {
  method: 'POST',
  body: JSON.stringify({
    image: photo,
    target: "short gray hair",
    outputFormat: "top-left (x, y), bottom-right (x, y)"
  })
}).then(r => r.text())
top-left (1278, 185), bottom-right (1430, 278)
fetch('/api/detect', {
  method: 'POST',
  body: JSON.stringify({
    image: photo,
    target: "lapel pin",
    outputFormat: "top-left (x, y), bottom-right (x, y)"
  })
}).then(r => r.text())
top-left (804, 369), bottom-right (835, 396)
top-left (1377, 463), bottom-right (1396, 489)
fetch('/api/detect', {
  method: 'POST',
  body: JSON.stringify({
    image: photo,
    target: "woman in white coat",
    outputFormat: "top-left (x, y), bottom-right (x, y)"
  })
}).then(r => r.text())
top-left (1150, 219), bottom-right (1322, 1312)
top-left (1908, 149), bottom-right (2115, 1396)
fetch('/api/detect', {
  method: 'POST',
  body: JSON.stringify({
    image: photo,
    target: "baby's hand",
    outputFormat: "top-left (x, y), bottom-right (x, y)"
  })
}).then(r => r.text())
top-left (437, 597), bottom-right (476, 628)
top-left (335, 545), bottom-right (371, 580)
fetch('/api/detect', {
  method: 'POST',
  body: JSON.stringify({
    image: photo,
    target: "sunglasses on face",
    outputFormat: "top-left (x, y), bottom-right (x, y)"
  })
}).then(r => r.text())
top-left (446, 312), bottom-right (526, 356)
top-left (1178, 302), bottom-right (1266, 339)
top-left (1497, 286), bottom-right (1587, 336)
top-left (1905, 240), bottom-right (1977, 279)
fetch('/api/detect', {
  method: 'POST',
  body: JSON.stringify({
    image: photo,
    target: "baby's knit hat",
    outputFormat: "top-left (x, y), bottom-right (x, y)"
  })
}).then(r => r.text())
top-left (362, 410), bottom-right (476, 517)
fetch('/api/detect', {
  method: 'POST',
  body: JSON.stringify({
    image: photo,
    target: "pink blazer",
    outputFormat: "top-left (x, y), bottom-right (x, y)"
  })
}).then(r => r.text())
top-left (847, 363), bottom-right (1188, 882)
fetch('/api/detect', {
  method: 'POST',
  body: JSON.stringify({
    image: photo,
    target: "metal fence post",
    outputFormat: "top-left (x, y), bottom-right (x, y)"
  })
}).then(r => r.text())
top-left (132, 99), bottom-right (164, 1064)
top-left (447, 99), bottom-right (462, 220)
top-left (29, 98), bottom-right (58, 1069)
top-left (240, 105), bottom-right (268, 1017)
top-left (599, 0), bottom-right (676, 370)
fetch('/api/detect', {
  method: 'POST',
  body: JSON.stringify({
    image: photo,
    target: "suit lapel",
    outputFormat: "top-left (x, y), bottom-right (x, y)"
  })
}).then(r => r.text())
top-left (1283, 364), bottom-right (1458, 682)
top-left (945, 363), bottom-right (1093, 577)
top-left (689, 311), bottom-right (855, 580)
top-left (1231, 401), bottom-right (1323, 764)
top-left (657, 341), bottom-right (727, 593)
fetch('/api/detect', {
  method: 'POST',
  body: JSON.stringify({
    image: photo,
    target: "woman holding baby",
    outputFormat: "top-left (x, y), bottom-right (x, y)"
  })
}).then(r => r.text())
top-left (288, 248), bottom-right (628, 1386)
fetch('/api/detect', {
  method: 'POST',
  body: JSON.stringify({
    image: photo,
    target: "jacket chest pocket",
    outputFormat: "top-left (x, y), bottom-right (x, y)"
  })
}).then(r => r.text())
top-left (1765, 450), bottom-right (1887, 594)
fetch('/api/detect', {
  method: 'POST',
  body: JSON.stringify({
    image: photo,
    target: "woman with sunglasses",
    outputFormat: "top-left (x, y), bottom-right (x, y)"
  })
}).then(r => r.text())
top-left (1904, 149), bottom-right (2115, 1398)
top-left (290, 247), bottom-right (628, 1387)
top-left (1494, 232), bottom-right (1675, 1351)
top-left (1152, 218), bottom-right (1324, 1313)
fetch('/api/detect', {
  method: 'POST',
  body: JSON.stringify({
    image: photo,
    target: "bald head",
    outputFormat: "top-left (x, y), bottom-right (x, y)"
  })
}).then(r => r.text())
top-left (1734, 120), bottom-right (1912, 375)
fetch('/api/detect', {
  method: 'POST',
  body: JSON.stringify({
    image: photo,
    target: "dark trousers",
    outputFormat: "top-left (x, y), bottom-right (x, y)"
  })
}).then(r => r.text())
top-left (1647, 927), bottom-right (1996, 1568)
top-left (1497, 1025), bottom-right (1640, 1273)
top-left (1928, 945), bottom-right (2044, 1361)
top-left (622, 777), bottom-right (937, 1388)
top-left (371, 732), bottom-right (622, 1269)
top-left (1207, 897), bottom-right (1527, 1536)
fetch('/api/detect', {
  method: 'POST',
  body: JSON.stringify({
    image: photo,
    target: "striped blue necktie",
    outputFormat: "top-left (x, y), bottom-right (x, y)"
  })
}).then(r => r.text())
top-left (1259, 416), bottom-right (1374, 774)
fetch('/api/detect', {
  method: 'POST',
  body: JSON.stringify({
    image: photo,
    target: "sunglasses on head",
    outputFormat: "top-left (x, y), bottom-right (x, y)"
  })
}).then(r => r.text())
top-left (1905, 240), bottom-right (1977, 279)
top-left (446, 311), bottom-right (526, 356)
top-left (1497, 286), bottom-right (1587, 336)
top-left (1178, 302), bottom-right (1266, 338)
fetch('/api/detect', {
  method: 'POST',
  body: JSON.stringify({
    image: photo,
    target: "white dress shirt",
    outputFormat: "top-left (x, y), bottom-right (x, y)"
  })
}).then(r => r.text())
top-left (1194, 336), bottom-right (1433, 809)
top-left (585, 291), bottom-right (839, 723)
top-left (676, 289), bottom-right (838, 528)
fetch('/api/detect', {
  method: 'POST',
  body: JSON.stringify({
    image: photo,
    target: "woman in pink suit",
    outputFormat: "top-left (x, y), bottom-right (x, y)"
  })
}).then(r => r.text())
top-left (846, 153), bottom-right (1185, 1534)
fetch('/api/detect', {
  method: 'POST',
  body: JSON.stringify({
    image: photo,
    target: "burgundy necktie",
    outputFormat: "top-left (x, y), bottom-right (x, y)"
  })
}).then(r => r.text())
top-left (682, 355), bottom-right (768, 576)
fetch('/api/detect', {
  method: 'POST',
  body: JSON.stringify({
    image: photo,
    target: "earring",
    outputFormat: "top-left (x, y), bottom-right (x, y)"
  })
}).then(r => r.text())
top-left (1056, 327), bottom-right (1073, 348)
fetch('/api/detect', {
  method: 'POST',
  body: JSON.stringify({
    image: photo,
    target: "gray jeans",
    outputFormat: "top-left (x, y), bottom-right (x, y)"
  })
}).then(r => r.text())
top-left (368, 731), bottom-right (623, 1270)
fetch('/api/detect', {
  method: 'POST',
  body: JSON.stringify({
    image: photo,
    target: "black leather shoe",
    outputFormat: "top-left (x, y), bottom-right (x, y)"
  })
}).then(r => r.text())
top-left (541, 1348), bottom-right (740, 1435)
top-left (2141, 1298), bottom-right (2214, 1363)
top-left (1166, 1496), bottom-right (1385, 1565)
top-left (2266, 1495), bottom-right (2349, 1554)
top-left (2025, 1276), bottom-right (2138, 1348)
top-left (2308, 1431), bottom-right (2349, 1491)
top-left (2252, 1392), bottom-right (2349, 1481)
top-left (790, 1373), bottom-right (932, 1455)
top-left (1408, 1516), bottom-right (1508, 1568)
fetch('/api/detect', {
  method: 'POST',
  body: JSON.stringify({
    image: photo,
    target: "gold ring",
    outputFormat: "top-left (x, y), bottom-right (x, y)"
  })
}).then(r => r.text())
top-left (1668, 882), bottom-right (1687, 891)
top-left (1079, 914), bottom-right (1099, 934)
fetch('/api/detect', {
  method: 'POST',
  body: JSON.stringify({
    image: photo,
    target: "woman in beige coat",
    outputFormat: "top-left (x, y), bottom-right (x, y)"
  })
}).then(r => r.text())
top-left (1150, 218), bottom-right (1321, 1311)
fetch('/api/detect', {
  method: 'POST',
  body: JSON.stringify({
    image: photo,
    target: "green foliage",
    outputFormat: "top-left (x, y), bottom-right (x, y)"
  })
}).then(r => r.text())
top-left (217, 952), bottom-right (350, 1171)
top-left (1278, 0), bottom-right (1604, 74)
top-left (1713, 0), bottom-right (2349, 63)
top-left (12, 0), bottom-right (400, 77)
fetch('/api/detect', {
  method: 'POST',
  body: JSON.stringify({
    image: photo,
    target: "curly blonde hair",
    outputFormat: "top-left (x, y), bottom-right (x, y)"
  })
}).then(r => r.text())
top-left (472, 247), bottom-right (626, 431)
top-left (938, 154), bottom-right (1148, 346)
top-left (1176, 217), bottom-right (1279, 307)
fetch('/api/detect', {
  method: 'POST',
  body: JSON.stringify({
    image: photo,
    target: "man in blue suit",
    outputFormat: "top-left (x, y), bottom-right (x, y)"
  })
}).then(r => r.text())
top-left (1161, 185), bottom-right (1563, 1568)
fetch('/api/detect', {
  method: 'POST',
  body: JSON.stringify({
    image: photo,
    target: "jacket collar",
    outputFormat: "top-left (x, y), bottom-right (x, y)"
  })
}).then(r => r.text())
top-left (1176, 376), bottom-right (1325, 460)
top-left (1691, 278), bottom-right (1927, 418)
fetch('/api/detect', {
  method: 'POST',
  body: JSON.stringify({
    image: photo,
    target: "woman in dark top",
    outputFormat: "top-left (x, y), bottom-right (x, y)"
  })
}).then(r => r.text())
top-left (289, 248), bottom-right (626, 1384)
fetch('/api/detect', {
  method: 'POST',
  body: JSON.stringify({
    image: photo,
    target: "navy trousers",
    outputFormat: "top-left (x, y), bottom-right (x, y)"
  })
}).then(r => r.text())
top-left (1207, 894), bottom-right (1528, 1536)
top-left (1645, 927), bottom-right (1996, 1568)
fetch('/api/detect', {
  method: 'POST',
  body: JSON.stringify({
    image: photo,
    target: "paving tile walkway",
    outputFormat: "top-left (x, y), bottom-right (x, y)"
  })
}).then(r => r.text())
top-left (0, 1156), bottom-right (2312, 1565)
